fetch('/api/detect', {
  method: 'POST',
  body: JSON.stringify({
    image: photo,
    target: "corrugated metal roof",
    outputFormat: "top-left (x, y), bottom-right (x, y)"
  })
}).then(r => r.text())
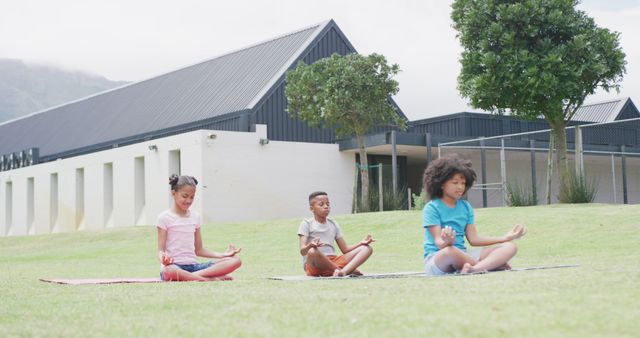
top-left (0, 21), bottom-right (330, 159)
top-left (571, 97), bottom-right (631, 122)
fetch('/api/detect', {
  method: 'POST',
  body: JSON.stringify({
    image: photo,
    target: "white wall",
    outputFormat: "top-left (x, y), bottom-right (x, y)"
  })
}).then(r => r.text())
top-left (199, 125), bottom-right (354, 223)
top-left (0, 125), bottom-right (355, 236)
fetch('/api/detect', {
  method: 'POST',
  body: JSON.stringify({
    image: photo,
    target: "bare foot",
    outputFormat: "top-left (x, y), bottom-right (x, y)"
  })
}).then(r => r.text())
top-left (495, 263), bottom-right (512, 271)
top-left (207, 275), bottom-right (233, 281)
top-left (333, 269), bottom-right (346, 277)
top-left (460, 263), bottom-right (473, 274)
top-left (350, 269), bottom-right (363, 276)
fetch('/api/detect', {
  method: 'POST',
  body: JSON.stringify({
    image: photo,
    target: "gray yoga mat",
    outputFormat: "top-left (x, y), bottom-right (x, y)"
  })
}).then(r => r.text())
top-left (268, 264), bottom-right (579, 281)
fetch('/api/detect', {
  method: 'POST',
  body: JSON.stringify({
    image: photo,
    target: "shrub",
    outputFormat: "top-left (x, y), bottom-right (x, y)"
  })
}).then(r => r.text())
top-left (365, 185), bottom-right (407, 212)
top-left (559, 173), bottom-right (598, 203)
top-left (412, 189), bottom-right (427, 210)
top-left (506, 180), bottom-right (538, 207)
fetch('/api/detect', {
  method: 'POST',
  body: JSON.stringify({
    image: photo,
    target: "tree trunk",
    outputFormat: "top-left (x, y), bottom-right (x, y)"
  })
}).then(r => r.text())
top-left (549, 120), bottom-right (571, 202)
top-left (545, 134), bottom-right (554, 205)
top-left (356, 133), bottom-right (370, 212)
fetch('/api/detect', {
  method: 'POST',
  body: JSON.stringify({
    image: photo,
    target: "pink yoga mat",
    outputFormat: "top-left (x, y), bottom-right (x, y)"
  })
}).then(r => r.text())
top-left (40, 278), bottom-right (163, 285)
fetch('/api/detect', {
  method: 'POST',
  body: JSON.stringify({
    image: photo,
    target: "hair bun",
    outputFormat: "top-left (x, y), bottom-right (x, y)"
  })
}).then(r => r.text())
top-left (191, 176), bottom-right (198, 186)
top-left (169, 174), bottom-right (179, 186)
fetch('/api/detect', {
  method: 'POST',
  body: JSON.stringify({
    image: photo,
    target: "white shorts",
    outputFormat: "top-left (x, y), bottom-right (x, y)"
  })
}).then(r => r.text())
top-left (423, 248), bottom-right (482, 275)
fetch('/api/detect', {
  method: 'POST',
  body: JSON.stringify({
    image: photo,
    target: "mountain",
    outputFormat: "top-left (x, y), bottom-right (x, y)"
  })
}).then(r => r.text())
top-left (0, 58), bottom-right (129, 123)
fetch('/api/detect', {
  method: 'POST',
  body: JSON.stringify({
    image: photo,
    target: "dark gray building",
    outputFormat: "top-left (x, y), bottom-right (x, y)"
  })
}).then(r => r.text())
top-left (338, 96), bottom-right (640, 206)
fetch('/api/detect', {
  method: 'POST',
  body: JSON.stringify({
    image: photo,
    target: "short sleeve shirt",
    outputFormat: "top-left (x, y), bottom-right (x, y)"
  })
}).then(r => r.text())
top-left (297, 218), bottom-right (343, 256)
top-left (157, 209), bottom-right (201, 265)
top-left (422, 198), bottom-right (475, 257)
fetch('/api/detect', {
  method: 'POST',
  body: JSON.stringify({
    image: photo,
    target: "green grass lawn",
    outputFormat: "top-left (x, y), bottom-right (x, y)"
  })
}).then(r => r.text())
top-left (1, 204), bottom-right (639, 337)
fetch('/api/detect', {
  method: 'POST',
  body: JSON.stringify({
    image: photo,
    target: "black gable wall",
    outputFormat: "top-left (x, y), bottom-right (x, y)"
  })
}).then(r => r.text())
top-left (253, 25), bottom-right (356, 143)
top-left (618, 100), bottom-right (640, 120)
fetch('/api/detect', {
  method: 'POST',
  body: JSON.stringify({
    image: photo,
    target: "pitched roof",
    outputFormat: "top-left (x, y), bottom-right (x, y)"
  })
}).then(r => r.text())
top-left (571, 97), bottom-right (636, 122)
top-left (0, 21), bottom-right (333, 159)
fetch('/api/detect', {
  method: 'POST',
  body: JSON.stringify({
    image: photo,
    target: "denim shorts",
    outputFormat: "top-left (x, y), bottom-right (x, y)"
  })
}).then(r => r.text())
top-left (160, 261), bottom-right (214, 280)
top-left (424, 249), bottom-right (481, 276)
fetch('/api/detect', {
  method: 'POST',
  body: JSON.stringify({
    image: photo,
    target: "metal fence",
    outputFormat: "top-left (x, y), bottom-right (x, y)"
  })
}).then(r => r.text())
top-left (437, 117), bottom-right (640, 207)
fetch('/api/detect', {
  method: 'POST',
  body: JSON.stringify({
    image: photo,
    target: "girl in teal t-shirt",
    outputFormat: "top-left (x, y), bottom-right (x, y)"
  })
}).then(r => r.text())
top-left (421, 155), bottom-right (527, 275)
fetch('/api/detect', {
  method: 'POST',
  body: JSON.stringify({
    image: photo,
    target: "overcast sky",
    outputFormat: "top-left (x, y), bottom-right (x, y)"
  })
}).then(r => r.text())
top-left (1, 0), bottom-right (638, 120)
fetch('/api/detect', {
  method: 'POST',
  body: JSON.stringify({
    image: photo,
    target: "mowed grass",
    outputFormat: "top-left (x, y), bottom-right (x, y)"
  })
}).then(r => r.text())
top-left (1, 204), bottom-right (639, 337)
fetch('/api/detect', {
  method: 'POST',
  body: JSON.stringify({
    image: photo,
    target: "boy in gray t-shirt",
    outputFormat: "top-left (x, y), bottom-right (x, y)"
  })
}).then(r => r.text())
top-left (297, 191), bottom-right (375, 277)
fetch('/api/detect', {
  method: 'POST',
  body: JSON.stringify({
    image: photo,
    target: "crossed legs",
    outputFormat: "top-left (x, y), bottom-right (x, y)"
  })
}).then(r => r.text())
top-left (162, 256), bottom-right (242, 282)
top-left (433, 242), bottom-right (517, 274)
top-left (305, 246), bottom-right (373, 277)
top-left (462, 242), bottom-right (517, 273)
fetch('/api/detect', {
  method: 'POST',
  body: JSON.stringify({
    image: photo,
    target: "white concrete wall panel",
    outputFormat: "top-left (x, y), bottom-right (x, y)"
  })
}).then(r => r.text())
top-left (9, 177), bottom-right (26, 236)
top-left (0, 126), bottom-right (354, 236)
top-left (1, 181), bottom-right (7, 235)
top-left (200, 126), bottom-right (354, 223)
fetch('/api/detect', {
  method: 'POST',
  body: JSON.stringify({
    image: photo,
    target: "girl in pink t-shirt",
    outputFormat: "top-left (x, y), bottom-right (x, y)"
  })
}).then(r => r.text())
top-left (158, 175), bottom-right (241, 281)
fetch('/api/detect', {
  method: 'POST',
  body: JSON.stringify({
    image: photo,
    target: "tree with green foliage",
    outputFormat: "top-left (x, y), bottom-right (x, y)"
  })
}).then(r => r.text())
top-left (285, 53), bottom-right (405, 211)
top-left (451, 0), bottom-right (626, 201)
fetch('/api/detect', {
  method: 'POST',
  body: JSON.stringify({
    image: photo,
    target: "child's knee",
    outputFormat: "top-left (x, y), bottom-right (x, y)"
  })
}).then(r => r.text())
top-left (503, 241), bottom-right (518, 254)
top-left (440, 246), bottom-right (456, 256)
top-left (222, 255), bottom-right (241, 268)
top-left (161, 264), bottom-right (178, 279)
top-left (439, 246), bottom-right (466, 261)
top-left (307, 247), bottom-right (321, 257)
top-left (162, 264), bottom-right (176, 273)
top-left (362, 244), bottom-right (373, 255)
